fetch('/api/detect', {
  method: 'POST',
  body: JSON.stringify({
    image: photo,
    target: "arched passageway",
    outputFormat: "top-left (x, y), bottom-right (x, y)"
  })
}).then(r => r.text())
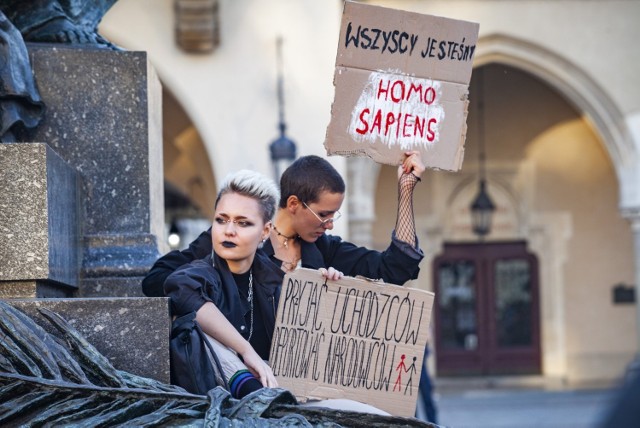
top-left (353, 38), bottom-right (638, 382)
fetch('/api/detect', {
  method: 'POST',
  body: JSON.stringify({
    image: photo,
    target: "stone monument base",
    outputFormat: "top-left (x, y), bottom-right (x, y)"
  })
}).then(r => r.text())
top-left (0, 280), bottom-right (76, 299)
top-left (8, 297), bottom-right (171, 383)
top-left (27, 44), bottom-right (165, 295)
top-left (0, 143), bottom-right (80, 295)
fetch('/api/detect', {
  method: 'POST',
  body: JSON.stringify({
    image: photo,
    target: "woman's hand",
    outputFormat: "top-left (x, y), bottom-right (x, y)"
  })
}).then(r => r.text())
top-left (320, 267), bottom-right (344, 281)
top-left (398, 150), bottom-right (425, 180)
top-left (195, 302), bottom-right (277, 388)
top-left (240, 346), bottom-right (278, 388)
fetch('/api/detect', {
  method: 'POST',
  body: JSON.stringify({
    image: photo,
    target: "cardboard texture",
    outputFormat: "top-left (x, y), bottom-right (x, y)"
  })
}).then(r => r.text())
top-left (269, 268), bottom-right (435, 417)
top-left (324, 1), bottom-right (479, 171)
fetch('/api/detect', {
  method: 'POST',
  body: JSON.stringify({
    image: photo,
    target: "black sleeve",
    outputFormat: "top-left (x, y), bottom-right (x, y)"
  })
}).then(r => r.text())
top-left (141, 228), bottom-right (213, 297)
top-left (163, 260), bottom-right (217, 317)
top-left (318, 233), bottom-right (424, 286)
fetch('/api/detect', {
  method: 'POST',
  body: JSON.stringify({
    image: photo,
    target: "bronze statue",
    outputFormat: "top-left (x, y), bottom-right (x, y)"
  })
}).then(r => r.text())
top-left (0, 301), bottom-right (435, 427)
top-left (0, 11), bottom-right (44, 142)
top-left (0, 0), bottom-right (119, 142)
top-left (0, 0), bottom-right (119, 46)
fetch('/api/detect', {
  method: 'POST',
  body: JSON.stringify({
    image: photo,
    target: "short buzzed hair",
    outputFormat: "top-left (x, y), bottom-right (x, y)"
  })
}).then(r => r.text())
top-left (215, 170), bottom-right (280, 222)
top-left (279, 155), bottom-right (345, 208)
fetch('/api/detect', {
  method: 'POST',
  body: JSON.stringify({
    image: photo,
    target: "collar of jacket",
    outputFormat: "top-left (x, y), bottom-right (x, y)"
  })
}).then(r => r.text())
top-left (261, 235), bottom-right (325, 269)
top-left (209, 251), bottom-right (283, 297)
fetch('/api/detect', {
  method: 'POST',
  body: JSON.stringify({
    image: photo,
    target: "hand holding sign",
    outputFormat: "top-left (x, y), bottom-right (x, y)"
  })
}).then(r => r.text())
top-left (399, 150), bottom-right (425, 180)
top-left (319, 267), bottom-right (345, 281)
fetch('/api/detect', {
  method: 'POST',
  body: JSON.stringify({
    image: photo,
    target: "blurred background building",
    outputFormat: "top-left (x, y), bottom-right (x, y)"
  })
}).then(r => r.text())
top-left (100, 0), bottom-right (640, 387)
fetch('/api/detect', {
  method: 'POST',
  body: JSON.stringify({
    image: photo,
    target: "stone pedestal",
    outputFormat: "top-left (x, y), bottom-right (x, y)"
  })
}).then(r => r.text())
top-left (0, 143), bottom-right (80, 297)
top-left (8, 297), bottom-right (171, 383)
top-left (27, 44), bottom-right (164, 295)
top-left (0, 45), bottom-right (171, 386)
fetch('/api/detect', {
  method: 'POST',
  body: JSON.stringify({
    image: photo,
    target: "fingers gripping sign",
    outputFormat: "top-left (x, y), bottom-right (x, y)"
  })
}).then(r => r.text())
top-left (398, 150), bottom-right (425, 180)
top-left (320, 267), bottom-right (345, 281)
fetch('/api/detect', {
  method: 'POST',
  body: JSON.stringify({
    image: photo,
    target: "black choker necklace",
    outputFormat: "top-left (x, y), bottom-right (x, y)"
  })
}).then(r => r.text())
top-left (273, 225), bottom-right (297, 249)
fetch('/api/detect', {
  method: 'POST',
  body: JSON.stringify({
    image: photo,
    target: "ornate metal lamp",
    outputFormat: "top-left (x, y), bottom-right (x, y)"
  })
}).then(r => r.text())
top-left (470, 68), bottom-right (496, 239)
top-left (471, 179), bottom-right (495, 237)
top-left (269, 37), bottom-right (297, 181)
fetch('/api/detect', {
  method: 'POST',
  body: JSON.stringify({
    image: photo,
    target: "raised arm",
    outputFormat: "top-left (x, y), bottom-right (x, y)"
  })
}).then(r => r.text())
top-left (395, 150), bottom-right (425, 248)
top-left (313, 151), bottom-right (425, 285)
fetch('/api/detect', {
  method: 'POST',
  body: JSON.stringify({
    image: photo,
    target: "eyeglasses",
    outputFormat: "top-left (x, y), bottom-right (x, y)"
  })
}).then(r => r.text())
top-left (302, 201), bottom-right (341, 226)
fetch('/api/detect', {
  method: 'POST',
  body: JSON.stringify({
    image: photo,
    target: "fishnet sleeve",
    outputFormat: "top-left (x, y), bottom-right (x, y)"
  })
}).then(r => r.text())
top-left (394, 172), bottom-right (420, 248)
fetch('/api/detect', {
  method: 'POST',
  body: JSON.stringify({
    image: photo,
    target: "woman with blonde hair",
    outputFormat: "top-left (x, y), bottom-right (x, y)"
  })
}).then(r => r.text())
top-left (165, 169), bottom-right (284, 398)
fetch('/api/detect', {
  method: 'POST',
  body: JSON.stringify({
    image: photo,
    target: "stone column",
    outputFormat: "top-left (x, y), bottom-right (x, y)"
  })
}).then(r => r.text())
top-left (346, 157), bottom-right (380, 247)
top-left (622, 209), bottom-right (640, 353)
top-left (26, 45), bottom-right (164, 297)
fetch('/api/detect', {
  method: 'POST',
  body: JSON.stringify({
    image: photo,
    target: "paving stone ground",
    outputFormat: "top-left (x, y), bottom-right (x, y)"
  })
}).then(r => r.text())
top-left (431, 380), bottom-right (619, 428)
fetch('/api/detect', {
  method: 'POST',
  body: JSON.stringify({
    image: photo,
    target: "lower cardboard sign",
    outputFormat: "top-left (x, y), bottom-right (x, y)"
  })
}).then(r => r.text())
top-left (269, 268), bottom-right (434, 417)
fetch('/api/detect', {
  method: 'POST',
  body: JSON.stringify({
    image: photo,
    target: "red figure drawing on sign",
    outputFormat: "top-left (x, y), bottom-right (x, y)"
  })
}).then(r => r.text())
top-left (393, 354), bottom-right (407, 392)
top-left (404, 356), bottom-right (418, 395)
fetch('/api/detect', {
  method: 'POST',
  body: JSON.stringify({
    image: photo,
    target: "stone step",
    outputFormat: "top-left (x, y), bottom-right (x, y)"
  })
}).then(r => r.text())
top-left (6, 297), bottom-right (171, 383)
top-left (0, 280), bottom-right (76, 299)
top-left (0, 143), bottom-right (81, 292)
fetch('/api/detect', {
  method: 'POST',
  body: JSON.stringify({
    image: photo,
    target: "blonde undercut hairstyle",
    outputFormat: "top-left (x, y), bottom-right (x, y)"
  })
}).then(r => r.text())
top-left (215, 170), bottom-right (280, 223)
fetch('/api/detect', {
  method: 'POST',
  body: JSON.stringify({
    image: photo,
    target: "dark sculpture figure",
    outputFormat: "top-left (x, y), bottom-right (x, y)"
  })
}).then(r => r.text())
top-left (0, 301), bottom-right (436, 427)
top-left (0, 11), bottom-right (45, 142)
top-left (0, 0), bottom-right (119, 142)
top-left (0, 0), bottom-right (119, 46)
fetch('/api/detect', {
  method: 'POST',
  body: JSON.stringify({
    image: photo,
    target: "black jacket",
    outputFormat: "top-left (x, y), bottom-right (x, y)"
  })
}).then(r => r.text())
top-left (164, 250), bottom-right (283, 358)
top-left (144, 228), bottom-right (423, 297)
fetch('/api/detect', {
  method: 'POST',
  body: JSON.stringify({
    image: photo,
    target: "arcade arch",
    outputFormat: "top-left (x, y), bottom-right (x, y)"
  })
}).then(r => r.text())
top-left (352, 35), bottom-right (638, 381)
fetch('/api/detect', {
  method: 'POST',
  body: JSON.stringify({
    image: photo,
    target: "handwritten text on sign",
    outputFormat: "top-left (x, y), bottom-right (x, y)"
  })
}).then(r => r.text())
top-left (345, 22), bottom-right (476, 62)
top-left (325, 2), bottom-right (479, 170)
top-left (349, 72), bottom-right (445, 150)
top-left (269, 269), bottom-right (434, 416)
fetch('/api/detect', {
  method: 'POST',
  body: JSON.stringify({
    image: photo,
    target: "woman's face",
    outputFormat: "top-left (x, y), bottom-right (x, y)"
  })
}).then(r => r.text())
top-left (293, 190), bottom-right (344, 243)
top-left (212, 192), bottom-right (270, 273)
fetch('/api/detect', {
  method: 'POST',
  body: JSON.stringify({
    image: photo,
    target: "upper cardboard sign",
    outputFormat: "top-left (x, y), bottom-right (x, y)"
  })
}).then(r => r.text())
top-left (269, 268), bottom-right (435, 417)
top-left (324, 1), bottom-right (479, 171)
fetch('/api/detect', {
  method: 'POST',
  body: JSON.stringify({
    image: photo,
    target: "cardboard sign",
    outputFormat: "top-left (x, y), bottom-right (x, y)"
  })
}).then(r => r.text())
top-left (269, 268), bottom-right (435, 417)
top-left (324, 1), bottom-right (479, 171)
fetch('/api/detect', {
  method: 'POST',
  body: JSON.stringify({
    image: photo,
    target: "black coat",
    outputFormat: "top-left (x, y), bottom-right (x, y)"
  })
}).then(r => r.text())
top-left (144, 228), bottom-right (423, 297)
top-left (164, 250), bottom-right (283, 358)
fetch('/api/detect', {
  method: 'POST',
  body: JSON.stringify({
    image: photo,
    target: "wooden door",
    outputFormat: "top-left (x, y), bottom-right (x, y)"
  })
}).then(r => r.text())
top-left (433, 241), bottom-right (541, 376)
